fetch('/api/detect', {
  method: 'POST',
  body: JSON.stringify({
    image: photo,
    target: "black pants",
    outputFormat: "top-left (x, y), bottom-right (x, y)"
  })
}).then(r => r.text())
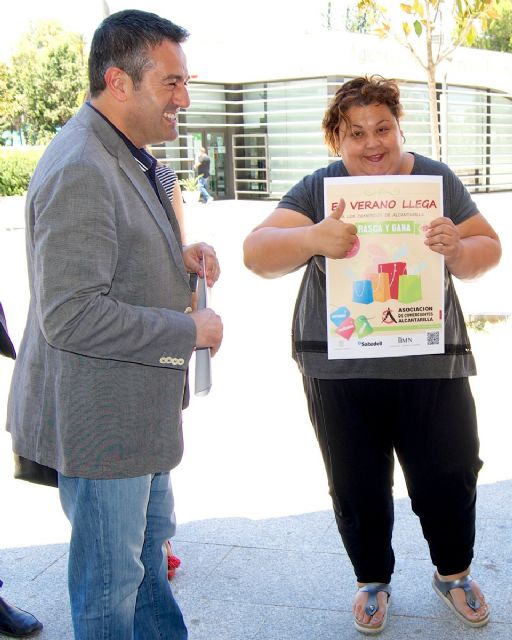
top-left (303, 376), bottom-right (482, 584)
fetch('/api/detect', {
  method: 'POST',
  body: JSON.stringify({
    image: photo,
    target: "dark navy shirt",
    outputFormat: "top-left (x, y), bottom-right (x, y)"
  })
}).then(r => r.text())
top-left (86, 102), bottom-right (161, 201)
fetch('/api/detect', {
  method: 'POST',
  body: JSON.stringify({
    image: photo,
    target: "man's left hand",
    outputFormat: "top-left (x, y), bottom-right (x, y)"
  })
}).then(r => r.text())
top-left (183, 242), bottom-right (220, 287)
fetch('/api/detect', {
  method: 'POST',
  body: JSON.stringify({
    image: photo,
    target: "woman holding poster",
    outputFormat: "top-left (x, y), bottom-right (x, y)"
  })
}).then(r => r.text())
top-left (243, 76), bottom-right (501, 635)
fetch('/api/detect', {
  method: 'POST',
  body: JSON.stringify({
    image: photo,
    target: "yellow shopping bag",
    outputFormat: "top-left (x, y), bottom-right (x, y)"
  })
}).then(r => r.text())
top-left (370, 272), bottom-right (391, 302)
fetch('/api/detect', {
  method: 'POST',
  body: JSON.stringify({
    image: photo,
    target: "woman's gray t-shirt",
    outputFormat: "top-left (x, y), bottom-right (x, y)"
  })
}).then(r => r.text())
top-left (278, 153), bottom-right (477, 379)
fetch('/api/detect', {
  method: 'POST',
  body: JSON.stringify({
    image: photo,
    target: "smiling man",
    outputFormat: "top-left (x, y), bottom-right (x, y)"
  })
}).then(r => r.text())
top-left (6, 10), bottom-right (223, 639)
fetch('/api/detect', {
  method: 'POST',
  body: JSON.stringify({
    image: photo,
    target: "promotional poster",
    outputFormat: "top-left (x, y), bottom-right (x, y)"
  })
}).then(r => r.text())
top-left (324, 175), bottom-right (445, 359)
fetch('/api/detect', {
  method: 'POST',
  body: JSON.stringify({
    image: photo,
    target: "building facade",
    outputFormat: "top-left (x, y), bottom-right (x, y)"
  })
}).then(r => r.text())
top-left (151, 33), bottom-right (512, 200)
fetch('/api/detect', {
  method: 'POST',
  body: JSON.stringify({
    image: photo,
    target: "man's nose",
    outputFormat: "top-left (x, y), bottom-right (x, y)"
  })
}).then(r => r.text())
top-left (175, 84), bottom-right (191, 109)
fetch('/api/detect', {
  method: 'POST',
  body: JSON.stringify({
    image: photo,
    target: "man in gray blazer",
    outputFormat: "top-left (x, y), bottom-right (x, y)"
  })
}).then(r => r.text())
top-left (6, 10), bottom-right (222, 639)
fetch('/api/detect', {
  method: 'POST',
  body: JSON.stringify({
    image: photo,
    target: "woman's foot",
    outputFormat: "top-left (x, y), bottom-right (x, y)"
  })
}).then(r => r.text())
top-left (353, 582), bottom-right (391, 634)
top-left (433, 570), bottom-right (489, 627)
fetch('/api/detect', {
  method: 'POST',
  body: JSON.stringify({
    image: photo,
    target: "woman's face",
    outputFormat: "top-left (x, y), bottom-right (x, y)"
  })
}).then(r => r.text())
top-left (337, 103), bottom-right (405, 176)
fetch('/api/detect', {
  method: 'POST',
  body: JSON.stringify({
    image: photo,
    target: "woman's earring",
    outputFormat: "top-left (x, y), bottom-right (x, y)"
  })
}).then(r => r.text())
top-left (401, 133), bottom-right (406, 144)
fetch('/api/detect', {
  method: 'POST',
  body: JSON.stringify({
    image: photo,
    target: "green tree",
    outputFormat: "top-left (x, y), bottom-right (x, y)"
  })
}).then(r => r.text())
top-left (355, 1), bottom-right (498, 160)
top-left (346, 2), bottom-right (384, 32)
top-left (0, 62), bottom-right (17, 144)
top-left (472, 0), bottom-right (512, 51)
top-left (9, 21), bottom-right (87, 144)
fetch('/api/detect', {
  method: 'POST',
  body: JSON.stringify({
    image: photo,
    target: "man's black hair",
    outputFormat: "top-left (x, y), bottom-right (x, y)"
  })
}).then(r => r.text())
top-left (88, 9), bottom-right (189, 96)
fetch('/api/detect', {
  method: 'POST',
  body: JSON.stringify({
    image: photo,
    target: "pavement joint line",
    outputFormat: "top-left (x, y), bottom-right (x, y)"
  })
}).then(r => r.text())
top-left (30, 550), bottom-right (69, 581)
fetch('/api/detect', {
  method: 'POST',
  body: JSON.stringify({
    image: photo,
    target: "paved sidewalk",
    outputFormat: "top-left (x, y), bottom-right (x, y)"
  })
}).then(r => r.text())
top-left (1, 195), bottom-right (511, 639)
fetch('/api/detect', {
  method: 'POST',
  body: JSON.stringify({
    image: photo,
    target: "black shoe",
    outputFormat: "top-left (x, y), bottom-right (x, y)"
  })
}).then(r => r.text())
top-left (0, 597), bottom-right (43, 637)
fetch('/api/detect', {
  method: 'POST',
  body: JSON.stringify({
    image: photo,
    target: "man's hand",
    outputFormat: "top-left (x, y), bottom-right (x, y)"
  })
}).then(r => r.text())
top-left (182, 242), bottom-right (220, 288)
top-left (190, 308), bottom-right (223, 356)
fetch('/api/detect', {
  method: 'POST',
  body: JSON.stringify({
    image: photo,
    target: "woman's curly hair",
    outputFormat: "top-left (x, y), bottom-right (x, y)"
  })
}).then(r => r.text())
top-left (322, 75), bottom-right (403, 155)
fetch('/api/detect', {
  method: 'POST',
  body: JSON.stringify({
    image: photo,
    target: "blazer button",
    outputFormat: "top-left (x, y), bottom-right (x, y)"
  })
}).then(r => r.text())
top-left (159, 356), bottom-right (185, 366)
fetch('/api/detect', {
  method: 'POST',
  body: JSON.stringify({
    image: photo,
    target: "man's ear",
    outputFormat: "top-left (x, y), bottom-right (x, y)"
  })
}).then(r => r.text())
top-left (103, 67), bottom-right (131, 102)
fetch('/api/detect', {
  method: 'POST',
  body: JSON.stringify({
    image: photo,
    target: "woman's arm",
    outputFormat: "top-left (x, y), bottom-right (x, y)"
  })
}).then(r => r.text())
top-left (243, 201), bottom-right (358, 279)
top-left (425, 212), bottom-right (501, 280)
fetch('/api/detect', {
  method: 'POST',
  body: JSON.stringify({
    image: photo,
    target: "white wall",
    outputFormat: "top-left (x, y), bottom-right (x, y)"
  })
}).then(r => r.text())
top-left (185, 30), bottom-right (512, 96)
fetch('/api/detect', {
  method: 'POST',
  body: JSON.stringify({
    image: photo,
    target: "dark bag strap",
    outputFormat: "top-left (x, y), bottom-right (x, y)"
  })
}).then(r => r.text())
top-left (0, 302), bottom-right (16, 359)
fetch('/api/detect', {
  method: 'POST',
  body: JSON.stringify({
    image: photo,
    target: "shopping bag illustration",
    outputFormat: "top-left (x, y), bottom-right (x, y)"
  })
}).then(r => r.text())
top-left (370, 272), bottom-right (391, 302)
top-left (355, 315), bottom-right (373, 338)
top-left (377, 261), bottom-right (407, 299)
top-left (336, 317), bottom-right (355, 340)
top-left (330, 306), bottom-right (350, 327)
top-left (398, 274), bottom-right (422, 303)
top-left (352, 279), bottom-right (373, 305)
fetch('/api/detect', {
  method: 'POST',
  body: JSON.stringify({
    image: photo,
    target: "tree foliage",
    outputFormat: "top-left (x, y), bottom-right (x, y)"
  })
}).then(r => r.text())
top-left (355, 1), bottom-right (498, 159)
top-left (3, 21), bottom-right (87, 145)
top-left (471, 0), bottom-right (512, 51)
top-left (346, 2), bottom-right (384, 32)
top-left (0, 62), bottom-right (17, 144)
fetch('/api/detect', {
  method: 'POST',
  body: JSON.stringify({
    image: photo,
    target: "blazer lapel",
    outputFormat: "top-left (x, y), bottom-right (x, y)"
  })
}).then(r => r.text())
top-left (77, 105), bottom-right (189, 286)
top-left (117, 152), bottom-right (189, 285)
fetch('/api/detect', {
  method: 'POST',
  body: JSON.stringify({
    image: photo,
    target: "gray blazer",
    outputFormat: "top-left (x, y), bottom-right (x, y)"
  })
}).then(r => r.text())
top-left (6, 105), bottom-right (197, 479)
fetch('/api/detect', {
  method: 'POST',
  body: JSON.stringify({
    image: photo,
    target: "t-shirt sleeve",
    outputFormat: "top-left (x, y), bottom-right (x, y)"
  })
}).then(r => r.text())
top-left (155, 164), bottom-right (177, 201)
top-left (444, 166), bottom-right (479, 225)
top-left (277, 171), bottom-right (324, 224)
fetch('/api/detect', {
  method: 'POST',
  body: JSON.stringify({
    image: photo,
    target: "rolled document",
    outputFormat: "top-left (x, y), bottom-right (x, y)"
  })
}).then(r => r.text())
top-left (194, 256), bottom-right (212, 396)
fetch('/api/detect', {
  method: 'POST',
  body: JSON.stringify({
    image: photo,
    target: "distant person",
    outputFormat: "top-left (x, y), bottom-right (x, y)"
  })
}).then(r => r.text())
top-left (244, 75), bottom-right (501, 634)
top-left (195, 146), bottom-right (214, 203)
top-left (1, 306), bottom-right (43, 638)
top-left (6, 10), bottom-right (223, 639)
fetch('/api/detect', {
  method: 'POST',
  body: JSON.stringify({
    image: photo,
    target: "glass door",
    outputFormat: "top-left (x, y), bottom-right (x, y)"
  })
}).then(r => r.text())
top-left (205, 131), bottom-right (227, 199)
top-left (190, 130), bottom-right (228, 200)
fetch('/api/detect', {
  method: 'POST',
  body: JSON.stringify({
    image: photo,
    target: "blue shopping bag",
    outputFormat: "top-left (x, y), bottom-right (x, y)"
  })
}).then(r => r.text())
top-left (352, 279), bottom-right (373, 305)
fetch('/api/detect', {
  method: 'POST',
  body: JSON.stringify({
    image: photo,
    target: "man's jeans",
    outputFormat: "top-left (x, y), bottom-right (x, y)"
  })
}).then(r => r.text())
top-left (198, 176), bottom-right (211, 203)
top-left (59, 472), bottom-right (187, 640)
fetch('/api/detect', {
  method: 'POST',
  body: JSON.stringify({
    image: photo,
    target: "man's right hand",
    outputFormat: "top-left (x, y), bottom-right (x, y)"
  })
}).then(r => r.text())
top-left (190, 308), bottom-right (223, 356)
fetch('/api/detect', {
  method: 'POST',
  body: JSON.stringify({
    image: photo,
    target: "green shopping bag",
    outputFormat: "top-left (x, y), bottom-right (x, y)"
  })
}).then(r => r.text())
top-left (398, 274), bottom-right (422, 303)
